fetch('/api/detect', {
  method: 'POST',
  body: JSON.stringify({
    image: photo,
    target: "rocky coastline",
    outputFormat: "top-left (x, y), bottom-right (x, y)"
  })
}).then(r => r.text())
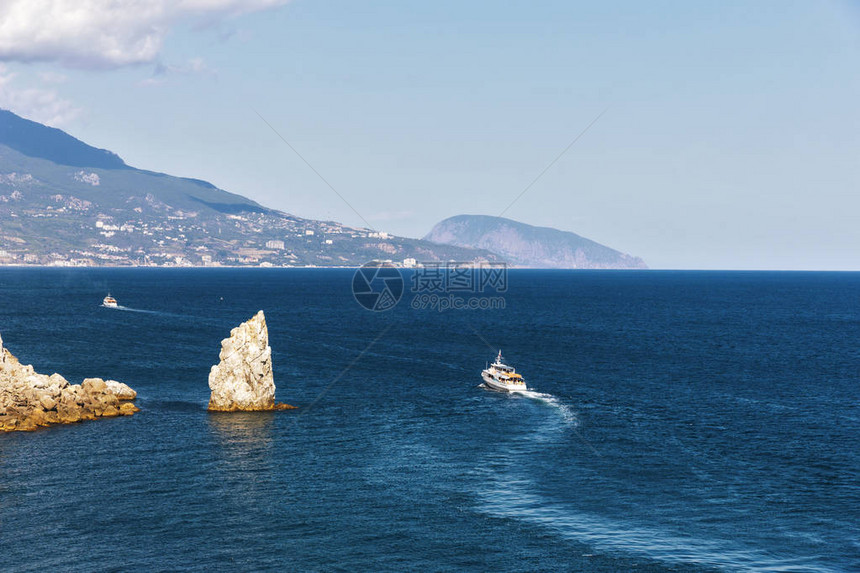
top-left (0, 333), bottom-right (139, 432)
top-left (1, 308), bottom-right (295, 433)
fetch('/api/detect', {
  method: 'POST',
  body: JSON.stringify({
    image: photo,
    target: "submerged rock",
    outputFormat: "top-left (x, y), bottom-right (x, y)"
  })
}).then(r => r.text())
top-left (208, 311), bottom-right (294, 412)
top-left (0, 332), bottom-right (139, 432)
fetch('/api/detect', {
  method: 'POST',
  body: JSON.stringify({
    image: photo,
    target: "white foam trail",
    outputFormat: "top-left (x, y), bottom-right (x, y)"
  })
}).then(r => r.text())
top-left (102, 304), bottom-right (159, 314)
top-left (477, 484), bottom-right (806, 572)
top-left (102, 305), bottom-right (218, 323)
top-left (511, 389), bottom-right (578, 426)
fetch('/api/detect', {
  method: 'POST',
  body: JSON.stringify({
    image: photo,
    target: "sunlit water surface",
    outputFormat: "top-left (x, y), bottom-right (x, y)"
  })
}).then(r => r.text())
top-left (1, 269), bottom-right (858, 572)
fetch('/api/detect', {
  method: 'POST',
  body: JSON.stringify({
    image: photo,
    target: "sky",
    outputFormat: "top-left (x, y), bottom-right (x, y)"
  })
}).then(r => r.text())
top-left (0, 0), bottom-right (858, 270)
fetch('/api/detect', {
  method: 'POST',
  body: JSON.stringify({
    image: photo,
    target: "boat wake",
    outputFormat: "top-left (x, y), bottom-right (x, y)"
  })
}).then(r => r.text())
top-left (476, 480), bottom-right (813, 572)
top-left (101, 304), bottom-right (222, 324)
top-left (512, 389), bottom-right (578, 426)
top-left (102, 304), bottom-right (160, 314)
top-left (480, 382), bottom-right (578, 427)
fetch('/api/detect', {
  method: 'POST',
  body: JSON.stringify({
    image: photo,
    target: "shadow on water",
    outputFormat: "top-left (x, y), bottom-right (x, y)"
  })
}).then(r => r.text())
top-left (207, 411), bottom-right (276, 447)
top-left (144, 399), bottom-right (209, 413)
top-left (205, 412), bottom-right (282, 516)
top-left (207, 412), bottom-right (276, 456)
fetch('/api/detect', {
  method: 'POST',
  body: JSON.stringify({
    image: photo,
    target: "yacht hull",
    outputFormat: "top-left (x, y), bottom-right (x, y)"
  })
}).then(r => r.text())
top-left (481, 370), bottom-right (525, 392)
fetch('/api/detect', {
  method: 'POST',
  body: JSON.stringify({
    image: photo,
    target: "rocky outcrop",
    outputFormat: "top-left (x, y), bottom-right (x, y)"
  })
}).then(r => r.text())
top-left (104, 379), bottom-right (137, 400)
top-left (208, 311), bottom-right (295, 412)
top-left (0, 333), bottom-right (139, 432)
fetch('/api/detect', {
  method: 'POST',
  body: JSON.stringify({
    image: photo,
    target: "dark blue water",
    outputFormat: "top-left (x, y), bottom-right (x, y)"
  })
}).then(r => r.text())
top-left (1, 269), bottom-right (858, 572)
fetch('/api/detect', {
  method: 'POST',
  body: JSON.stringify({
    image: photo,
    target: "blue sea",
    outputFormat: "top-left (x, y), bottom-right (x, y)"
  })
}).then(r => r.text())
top-left (1, 269), bottom-right (858, 572)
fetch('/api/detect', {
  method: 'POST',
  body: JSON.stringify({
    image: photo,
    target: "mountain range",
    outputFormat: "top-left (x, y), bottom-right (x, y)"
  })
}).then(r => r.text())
top-left (0, 109), bottom-right (645, 268)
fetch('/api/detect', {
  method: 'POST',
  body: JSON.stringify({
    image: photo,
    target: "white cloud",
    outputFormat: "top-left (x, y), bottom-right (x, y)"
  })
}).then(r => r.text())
top-left (0, 64), bottom-right (81, 126)
top-left (0, 0), bottom-right (291, 69)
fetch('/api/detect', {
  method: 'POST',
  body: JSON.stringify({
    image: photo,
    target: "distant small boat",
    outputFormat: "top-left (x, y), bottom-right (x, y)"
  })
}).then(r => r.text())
top-left (481, 350), bottom-right (527, 392)
top-left (102, 294), bottom-right (118, 308)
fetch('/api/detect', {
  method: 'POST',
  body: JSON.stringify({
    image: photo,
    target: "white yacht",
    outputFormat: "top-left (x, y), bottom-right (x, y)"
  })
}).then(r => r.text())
top-left (102, 294), bottom-right (118, 308)
top-left (481, 350), bottom-right (527, 392)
